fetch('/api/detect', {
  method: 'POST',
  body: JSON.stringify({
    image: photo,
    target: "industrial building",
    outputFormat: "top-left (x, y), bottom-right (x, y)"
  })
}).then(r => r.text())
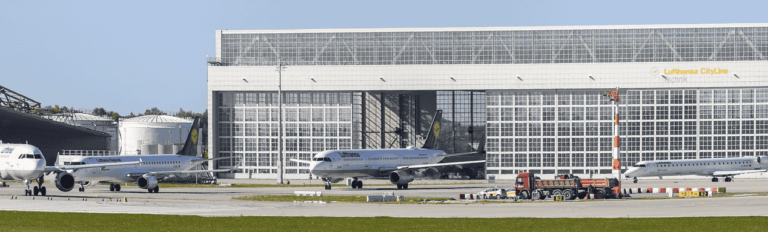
top-left (119, 115), bottom-right (193, 155)
top-left (0, 85), bottom-right (111, 165)
top-left (207, 23), bottom-right (768, 179)
top-left (44, 113), bottom-right (118, 151)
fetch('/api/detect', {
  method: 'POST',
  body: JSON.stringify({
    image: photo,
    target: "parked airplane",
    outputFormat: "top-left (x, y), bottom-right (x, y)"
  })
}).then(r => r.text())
top-left (50, 117), bottom-right (233, 193)
top-left (0, 141), bottom-right (138, 196)
top-left (292, 110), bottom-right (486, 190)
top-left (624, 156), bottom-right (768, 183)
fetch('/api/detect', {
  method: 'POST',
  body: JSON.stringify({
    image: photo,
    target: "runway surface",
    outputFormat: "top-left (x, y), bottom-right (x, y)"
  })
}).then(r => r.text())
top-left (1, 178), bottom-right (766, 218)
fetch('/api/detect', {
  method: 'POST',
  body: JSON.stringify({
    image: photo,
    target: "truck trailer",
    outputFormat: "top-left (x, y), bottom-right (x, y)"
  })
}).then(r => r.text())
top-left (514, 172), bottom-right (620, 200)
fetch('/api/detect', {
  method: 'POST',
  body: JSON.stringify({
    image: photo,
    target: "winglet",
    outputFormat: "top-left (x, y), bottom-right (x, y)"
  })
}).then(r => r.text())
top-left (176, 117), bottom-right (201, 156)
top-left (421, 110), bottom-right (442, 149)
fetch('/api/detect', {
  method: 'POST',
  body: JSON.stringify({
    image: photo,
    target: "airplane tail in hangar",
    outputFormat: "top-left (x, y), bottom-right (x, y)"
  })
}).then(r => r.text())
top-left (420, 110), bottom-right (442, 149)
top-left (176, 117), bottom-right (201, 156)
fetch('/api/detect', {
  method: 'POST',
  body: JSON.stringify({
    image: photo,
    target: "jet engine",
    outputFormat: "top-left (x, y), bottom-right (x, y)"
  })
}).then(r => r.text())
top-left (389, 170), bottom-right (414, 185)
top-left (54, 172), bottom-right (76, 192)
top-left (137, 176), bottom-right (158, 190)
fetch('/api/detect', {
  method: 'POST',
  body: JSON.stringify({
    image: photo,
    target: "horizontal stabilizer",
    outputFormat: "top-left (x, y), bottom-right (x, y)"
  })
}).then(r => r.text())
top-left (290, 159), bottom-right (311, 164)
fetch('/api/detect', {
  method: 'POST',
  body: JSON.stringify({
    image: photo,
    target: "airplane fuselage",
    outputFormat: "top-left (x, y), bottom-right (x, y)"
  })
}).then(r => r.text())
top-left (62, 155), bottom-right (202, 183)
top-left (309, 147), bottom-right (446, 179)
top-left (625, 157), bottom-right (767, 178)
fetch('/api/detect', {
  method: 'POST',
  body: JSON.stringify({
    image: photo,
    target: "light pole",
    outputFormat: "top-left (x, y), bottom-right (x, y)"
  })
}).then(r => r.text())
top-left (602, 87), bottom-right (621, 198)
top-left (276, 58), bottom-right (287, 184)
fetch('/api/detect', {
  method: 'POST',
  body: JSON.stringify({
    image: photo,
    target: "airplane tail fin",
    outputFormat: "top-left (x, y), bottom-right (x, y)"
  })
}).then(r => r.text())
top-left (176, 117), bottom-right (201, 156)
top-left (420, 110), bottom-right (442, 149)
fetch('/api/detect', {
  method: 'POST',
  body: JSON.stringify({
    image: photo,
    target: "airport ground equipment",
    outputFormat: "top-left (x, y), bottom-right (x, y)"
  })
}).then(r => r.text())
top-left (514, 172), bottom-right (620, 200)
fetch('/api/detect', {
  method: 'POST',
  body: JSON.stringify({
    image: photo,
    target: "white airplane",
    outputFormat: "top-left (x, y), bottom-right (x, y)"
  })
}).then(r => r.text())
top-left (0, 141), bottom-right (138, 196)
top-left (292, 110), bottom-right (486, 190)
top-left (624, 156), bottom-right (768, 183)
top-left (52, 117), bottom-right (234, 193)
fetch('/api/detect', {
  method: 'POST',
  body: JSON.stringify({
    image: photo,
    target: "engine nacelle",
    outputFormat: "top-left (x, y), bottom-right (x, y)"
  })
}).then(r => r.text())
top-left (137, 176), bottom-right (158, 190)
top-left (389, 170), bottom-right (414, 185)
top-left (54, 172), bottom-right (76, 192)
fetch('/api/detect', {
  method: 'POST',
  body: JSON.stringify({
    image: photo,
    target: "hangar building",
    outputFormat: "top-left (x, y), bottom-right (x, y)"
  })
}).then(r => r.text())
top-left (207, 23), bottom-right (768, 179)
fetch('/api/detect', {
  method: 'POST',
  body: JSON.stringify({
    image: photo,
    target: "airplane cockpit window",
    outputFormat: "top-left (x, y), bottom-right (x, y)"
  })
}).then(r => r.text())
top-left (34, 154), bottom-right (42, 159)
top-left (19, 154), bottom-right (37, 159)
top-left (324, 157), bottom-right (332, 162)
top-left (638, 164), bottom-right (646, 167)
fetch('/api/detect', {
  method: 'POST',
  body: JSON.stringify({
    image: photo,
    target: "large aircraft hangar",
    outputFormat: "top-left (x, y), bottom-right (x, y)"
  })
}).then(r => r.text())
top-left (207, 23), bottom-right (768, 180)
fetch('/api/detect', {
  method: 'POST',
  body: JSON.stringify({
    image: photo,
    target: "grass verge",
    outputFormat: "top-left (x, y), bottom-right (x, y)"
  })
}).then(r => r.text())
top-left (2, 211), bottom-right (768, 232)
top-left (118, 181), bottom-right (493, 188)
top-left (233, 194), bottom-right (452, 204)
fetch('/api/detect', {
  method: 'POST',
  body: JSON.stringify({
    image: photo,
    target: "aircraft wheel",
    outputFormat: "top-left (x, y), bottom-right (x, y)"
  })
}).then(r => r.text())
top-left (40, 187), bottom-right (46, 196)
top-left (633, 178), bottom-right (638, 183)
top-left (115, 184), bottom-right (121, 192)
top-left (397, 184), bottom-right (402, 190)
top-left (153, 186), bottom-right (159, 193)
top-left (109, 184), bottom-right (115, 191)
top-left (34, 186), bottom-right (39, 196)
top-left (711, 177), bottom-right (718, 182)
top-left (358, 181), bottom-right (363, 189)
top-left (403, 184), bottom-right (408, 190)
top-left (351, 181), bottom-right (358, 189)
top-left (148, 189), bottom-right (153, 193)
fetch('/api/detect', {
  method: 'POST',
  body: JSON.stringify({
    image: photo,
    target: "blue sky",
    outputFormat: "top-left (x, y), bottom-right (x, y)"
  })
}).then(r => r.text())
top-left (1, 0), bottom-right (765, 115)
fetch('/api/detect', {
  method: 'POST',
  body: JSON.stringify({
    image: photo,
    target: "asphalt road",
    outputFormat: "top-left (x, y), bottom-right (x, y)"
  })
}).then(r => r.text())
top-left (0, 178), bottom-right (765, 218)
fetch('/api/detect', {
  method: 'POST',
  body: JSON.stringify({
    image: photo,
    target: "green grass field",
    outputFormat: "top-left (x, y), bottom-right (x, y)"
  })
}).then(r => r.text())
top-left (233, 194), bottom-right (453, 204)
top-left (2, 210), bottom-right (766, 231)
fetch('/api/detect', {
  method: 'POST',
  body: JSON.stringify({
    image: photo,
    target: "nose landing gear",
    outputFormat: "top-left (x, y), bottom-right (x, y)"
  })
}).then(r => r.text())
top-left (322, 178), bottom-right (332, 190)
top-left (23, 177), bottom-right (47, 196)
top-left (633, 177), bottom-right (638, 183)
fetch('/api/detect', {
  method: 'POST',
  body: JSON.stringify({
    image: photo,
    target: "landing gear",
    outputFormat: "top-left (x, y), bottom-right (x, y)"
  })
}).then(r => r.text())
top-left (115, 184), bottom-right (121, 192)
top-left (396, 184), bottom-right (409, 190)
top-left (324, 183), bottom-right (332, 190)
top-left (33, 186), bottom-right (39, 196)
top-left (725, 177), bottom-right (733, 182)
top-left (351, 178), bottom-right (363, 189)
top-left (23, 179), bottom-right (32, 196)
top-left (147, 186), bottom-right (160, 193)
top-left (109, 184), bottom-right (122, 192)
top-left (351, 180), bottom-right (363, 189)
top-left (711, 177), bottom-right (719, 182)
top-left (633, 177), bottom-right (638, 183)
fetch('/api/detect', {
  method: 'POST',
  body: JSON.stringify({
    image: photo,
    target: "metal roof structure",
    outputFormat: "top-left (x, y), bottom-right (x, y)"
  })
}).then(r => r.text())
top-left (214, 23), bottom-right (768, 67)
top-left (0, 84), bottom-right (41, 113)
top-left (122, 115), bottom-right (193, 124)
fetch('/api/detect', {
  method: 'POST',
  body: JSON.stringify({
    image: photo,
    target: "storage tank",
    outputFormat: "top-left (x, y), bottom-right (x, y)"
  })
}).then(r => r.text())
top-left (118, 115), bottom-right (193, 155)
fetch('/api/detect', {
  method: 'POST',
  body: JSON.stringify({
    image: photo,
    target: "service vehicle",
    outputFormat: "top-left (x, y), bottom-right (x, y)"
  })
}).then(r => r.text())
top-left (477, 187), bottom-right (507, 199)
top-left (514, 172), bottom-right (619, 200)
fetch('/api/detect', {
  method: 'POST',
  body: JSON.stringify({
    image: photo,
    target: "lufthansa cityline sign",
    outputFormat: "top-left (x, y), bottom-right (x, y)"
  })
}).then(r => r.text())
top-left (651, 67), bottom-right (731, 83)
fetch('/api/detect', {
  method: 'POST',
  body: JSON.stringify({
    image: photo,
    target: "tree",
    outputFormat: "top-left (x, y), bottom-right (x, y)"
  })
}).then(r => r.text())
top-left (129, 112), bottom-right (135, 117)
top-left (61, 106), bottom-right (69, 113)
top-left (53, 105), bottom-right (60, 114)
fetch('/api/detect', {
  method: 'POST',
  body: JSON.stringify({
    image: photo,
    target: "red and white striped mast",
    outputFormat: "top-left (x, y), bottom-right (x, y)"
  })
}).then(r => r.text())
top-left (604, 87), bottom-right (622, 198)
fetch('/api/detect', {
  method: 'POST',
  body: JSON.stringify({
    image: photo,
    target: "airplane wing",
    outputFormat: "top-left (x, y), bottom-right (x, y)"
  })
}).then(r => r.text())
top-left (44, 161), bottom-right (140, 172)
top-left (712, 169), bottom-right (767, 176)
top-left (126, 168), bottom-right (236, 177)
top-left (290, 158), bottom-right (311, 164)
top-left (441, 151), bottom-right (485, 158)
top-left (397, 160), bottom-right (485, 170)
top-left (191, 157), bottom-right (230, 163)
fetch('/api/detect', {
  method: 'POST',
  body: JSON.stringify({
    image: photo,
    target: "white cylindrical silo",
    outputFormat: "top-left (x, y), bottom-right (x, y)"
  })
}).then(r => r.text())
top-left (118, 115), bottom-right (193, 156)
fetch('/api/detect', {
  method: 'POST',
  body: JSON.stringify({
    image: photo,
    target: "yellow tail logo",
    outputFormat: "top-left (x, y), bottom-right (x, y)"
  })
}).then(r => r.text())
top-left (433, 122), bottom-right (440, 137)
top-left (191, 129), bottom-right (198, 144)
